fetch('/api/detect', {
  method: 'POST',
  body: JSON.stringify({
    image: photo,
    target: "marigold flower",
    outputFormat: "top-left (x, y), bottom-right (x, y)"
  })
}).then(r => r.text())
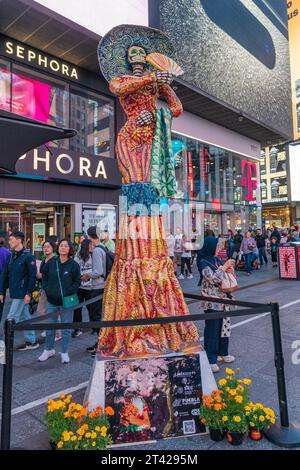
top-left (91, 432), bottom-right (97, 439)
top-left (259, 416), bottom-right (265, 422)
top-left (71, 436), bottom-right (77, 441)
top-left (105, 406), bottom-right (114, 416)
top-left (214, 396), bottom-right (222, 403)
top-left (214, 404), bottom-right (222, 411)
top-left (218, 379), bottom-right (227, 387)
top-left (250, 422), bottom-right (255, 427)
top-left (60, 394), bottom-right (65, 399)
top-left (222, 416), bottom-right (228, 422)
top-left (57, 441), bottom-right (63, 449)
top-left (235, 395), bottom-right (243, 404)
top-left (243, 379), bottom-right (252, 386)
top-left (229, 389), bottom-right (237, 396)
top-left (225, 368), bottom-right (235, 375)
top-left (201, 418), bottom-right (206, 424)
top-left (233, 416), bottom-right (241, 423)
top-left (92, 442), bottom-right (96, 447)
top-left (85, 432), bottom-right (91, 438)
top-left (95, 426), bottom-right (101, 432)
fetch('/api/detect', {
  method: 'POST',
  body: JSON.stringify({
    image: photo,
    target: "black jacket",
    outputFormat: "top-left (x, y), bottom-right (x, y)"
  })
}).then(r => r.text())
top-left (0, 248), bottom-right (37, 299)
top-left (42, 257), bottom-right (81, 306)
top-left (255, 234), bottom-right (267, 249)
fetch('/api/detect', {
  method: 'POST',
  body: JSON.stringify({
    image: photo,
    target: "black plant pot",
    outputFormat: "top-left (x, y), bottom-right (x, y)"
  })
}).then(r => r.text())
top-left (226, 432), bottom-right (245, 446)
top-left (49, 441), bottom-right (57, 450)
top-left (209, 428), bottom-right (225, 442)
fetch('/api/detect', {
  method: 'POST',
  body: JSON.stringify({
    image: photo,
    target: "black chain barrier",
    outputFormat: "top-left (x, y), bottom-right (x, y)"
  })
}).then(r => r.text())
top-left (1, 293), bottom-right (300, 449)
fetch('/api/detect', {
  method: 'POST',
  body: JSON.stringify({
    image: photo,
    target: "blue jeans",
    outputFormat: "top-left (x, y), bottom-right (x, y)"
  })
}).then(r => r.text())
top-left (7, 299), bottom-right (36, 344)
top-left (204, 314), bottom-right (229, 364)
top-left (258, 247), bottom-right (268, 265)
top-left (45, 302), bottom-right (72, 353)
top-left (244, 252), bottom-right (258, 273)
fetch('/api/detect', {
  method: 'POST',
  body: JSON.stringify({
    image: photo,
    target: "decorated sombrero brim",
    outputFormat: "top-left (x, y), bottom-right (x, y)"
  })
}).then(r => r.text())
top-left (98, 24), bottom-right (177, 82)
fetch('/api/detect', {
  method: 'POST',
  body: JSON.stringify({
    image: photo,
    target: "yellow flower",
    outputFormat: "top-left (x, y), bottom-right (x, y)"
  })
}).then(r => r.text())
top-left (271, 418), bottom-right (275, 424)
top-left (253, 415), bottom-right (258, 420)
top-left (243, 379), bottom-right (252, 386)
top-left (85, 432), bottom-right (91, 438)
top-left (233, 416), bottom-right (241, 423)
top-left (235, 395), bottom-right (243, 404)
top-left (95, 426), bottom-right (101, 432)
top-left (245, 412), bottom-right (250, 416)
top-left (71, 436), bottom-right (77, 441)
top-left (225, 368), bottom-right (235, 375)
top-left (229, 389), bottom-right (237, 396)
top-left (60, 394), bottom-right (65, 399)
top-left (92, 442), bottom-right (96, 447)
top-left (250, 422), bottom-right (255, 427)
top-left (218, 379), bottom-right (227, 386)
top-left (100, 426), bottom-right (107, 437)
top-left (237, 385), bottom-right (244, 393)
top-left (91, 432), bottom-right (97, 439)
top-left (63, 433), bottom-right (70, 442)
top-left (226, 376), bottom-right (233, 381)
top-left (259, 416), bottom-right (265, 422)
top-left (57, 441), bottom-right (63, 449)
top-left (64, 412), bottom-right (71, 419)
top-left (76, 404), bottom-right (83, 411)
top-left (222, 416), bottom-right (228, 422)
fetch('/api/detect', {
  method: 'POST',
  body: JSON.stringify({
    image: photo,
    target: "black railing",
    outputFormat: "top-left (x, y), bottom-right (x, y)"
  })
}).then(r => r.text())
top-left (1, 292), bottom-right (300, 449)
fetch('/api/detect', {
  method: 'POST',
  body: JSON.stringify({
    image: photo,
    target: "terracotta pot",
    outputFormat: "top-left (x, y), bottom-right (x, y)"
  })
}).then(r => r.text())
top-left (209, 428), bottom-right (225, 442)
top-left (49, 441), bottom-right (57, 450)
top-left (249, 428), bottom-right (264, 441)
top-left (226, 432), bottom-right (245, 446)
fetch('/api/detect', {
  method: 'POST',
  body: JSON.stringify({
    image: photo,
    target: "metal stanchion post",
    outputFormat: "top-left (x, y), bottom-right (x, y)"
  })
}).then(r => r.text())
top-left (1, 319), bottom-right (15, 450)
top-left (264, 303), bottom-right (300, 448)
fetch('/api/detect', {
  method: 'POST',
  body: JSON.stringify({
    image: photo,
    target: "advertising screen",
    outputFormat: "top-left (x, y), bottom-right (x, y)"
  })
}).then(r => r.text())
top-left (155, 0), bottom-right (293, 139)
top-left (287, 0), bottom-right (300, 140)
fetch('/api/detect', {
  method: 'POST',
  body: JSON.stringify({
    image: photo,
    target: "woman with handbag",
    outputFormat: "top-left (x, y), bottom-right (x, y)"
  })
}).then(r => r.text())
top-left (38, 239), bottom-right (81, 364)
top-left (197, 237), bottom-right (236, 373)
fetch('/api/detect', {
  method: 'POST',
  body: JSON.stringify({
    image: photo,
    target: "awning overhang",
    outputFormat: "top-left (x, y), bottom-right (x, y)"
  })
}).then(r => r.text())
top-left (0, 109), bottom-right (76, 174)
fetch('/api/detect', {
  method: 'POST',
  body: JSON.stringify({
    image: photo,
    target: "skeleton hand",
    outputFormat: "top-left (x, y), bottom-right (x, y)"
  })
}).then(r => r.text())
top-left (156, 70), bottom-right (173, 85)
top-left (136, 110), bottom-right (153, 126)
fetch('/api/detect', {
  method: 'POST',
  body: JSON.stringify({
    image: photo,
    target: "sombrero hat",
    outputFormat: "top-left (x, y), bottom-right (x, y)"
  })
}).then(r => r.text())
top-left (98, 24), bottom-right (177, 82)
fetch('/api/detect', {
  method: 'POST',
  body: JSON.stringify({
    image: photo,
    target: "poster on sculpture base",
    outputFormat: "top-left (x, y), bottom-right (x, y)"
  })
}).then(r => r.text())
top-left (85, 351), bottom-right (216, 445)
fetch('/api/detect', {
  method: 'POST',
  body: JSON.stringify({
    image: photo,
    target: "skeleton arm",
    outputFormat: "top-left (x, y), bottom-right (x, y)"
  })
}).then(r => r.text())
top-left (109, 74), bottom-right (156, 96)
top-left (158, 83), bottom-right (183, 117)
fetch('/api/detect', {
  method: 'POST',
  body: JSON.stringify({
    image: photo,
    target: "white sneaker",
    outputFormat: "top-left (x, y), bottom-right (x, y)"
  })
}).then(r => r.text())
top-left (217, 355), bottom-right (235, 363)
top-left (187, 274), bottom-right (193, 279)
top-left (38, 349), bottom-right (55, 362)
top-left (178, 274), bottom-right (185, 279)
top-left (210, 364), bottom-right (220, 373)
top-left (60, 352), bottom-right (70, 364)
top-left (41, 331), bottom-right (46, 338)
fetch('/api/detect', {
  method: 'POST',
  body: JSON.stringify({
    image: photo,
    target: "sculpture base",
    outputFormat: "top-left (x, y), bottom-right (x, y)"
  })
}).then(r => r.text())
top-left (85, 350), bottom-right (216, 444)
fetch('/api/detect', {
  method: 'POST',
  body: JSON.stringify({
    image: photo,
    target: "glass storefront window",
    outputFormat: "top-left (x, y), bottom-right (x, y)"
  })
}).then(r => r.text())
top-left (11, 65), bottom-right (69, 148)
top-left (70, 88), bottom-right (114, 158)
top-left (0, 59), bottom-right (11, 112)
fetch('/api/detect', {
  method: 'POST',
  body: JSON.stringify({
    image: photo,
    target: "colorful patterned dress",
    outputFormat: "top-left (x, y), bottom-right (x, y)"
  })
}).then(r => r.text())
top-left (98, 72), bottom-right (199, 357)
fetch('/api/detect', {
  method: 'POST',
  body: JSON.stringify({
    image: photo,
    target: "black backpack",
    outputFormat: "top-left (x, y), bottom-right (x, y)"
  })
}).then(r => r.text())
top-left (97, 245), bottom-right (115, 280)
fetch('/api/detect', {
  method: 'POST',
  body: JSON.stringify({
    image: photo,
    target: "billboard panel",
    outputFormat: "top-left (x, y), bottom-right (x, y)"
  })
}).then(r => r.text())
top-left (155, 0), bottom-right (293, 138)
top-left (287, 0), bottom-right (300, 140)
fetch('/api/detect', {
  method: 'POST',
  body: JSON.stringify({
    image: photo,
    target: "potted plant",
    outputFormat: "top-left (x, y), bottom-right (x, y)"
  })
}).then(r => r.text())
top-left (225, 412), bottom-right (248, 446)
top-left (245, 403), bottom-right (276, 441)
top-left (200, 390), bottom-right (227, 441)
top-left (218, 368), bottom-right (252, 413)
top-left (45, 394), bottom-right (114, 450)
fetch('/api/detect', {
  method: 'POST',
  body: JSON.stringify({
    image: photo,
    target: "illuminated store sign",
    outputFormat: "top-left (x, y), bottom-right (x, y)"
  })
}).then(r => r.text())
top-left (241, 161), bottom-right (257, 202)
top-left (14, 148), bottom-right (121, 187)
top-left (0, 38), bottom-right (79, 81)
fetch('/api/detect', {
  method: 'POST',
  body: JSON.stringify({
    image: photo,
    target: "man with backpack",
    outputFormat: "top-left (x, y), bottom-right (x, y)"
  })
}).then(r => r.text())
top-left (0, 231), bottom-right (39, 351)
top-left (86, 226), bottom-right (114, 354)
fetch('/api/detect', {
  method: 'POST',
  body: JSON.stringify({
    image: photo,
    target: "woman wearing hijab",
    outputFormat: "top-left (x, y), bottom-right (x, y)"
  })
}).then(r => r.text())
top-left (197, 237), bottom-right (236, 373)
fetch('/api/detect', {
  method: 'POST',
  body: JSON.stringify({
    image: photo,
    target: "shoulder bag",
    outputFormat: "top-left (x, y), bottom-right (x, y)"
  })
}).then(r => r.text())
top-left (56, 260), bottom-right (79, 309)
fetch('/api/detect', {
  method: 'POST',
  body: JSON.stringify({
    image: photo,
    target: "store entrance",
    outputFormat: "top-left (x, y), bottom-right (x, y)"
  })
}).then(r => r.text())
top-left (0, 202), bottom-right (71, 257)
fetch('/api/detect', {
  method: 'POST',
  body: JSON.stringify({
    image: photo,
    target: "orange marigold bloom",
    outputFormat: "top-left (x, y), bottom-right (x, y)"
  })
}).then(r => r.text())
top-left (214, 404), bottom-right (222, 411)
top-left (201, 418), bottom-right (206, 424)
top-left (105, 406), bottom-right (114, 416)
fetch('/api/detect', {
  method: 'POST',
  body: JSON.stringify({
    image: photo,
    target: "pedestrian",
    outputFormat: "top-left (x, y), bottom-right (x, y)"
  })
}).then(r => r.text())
top-left (271, 224), bottom-right (281, 244)
top-left (73, 238), bottom-right (93, 337)
top-left (38, 239), bottom-right (81, 364)
top-left (240, 230), bottom-right (258, 275)
top-left (86, 225), bottom-right (107, 355)
top-left (0, 231), bottom-right (39, 351)
top-left (280, 231), bottom-right (288, 244)
top-left (197, 236), bottom-right (235, 373)
top-left (36, 240), bottom-right (61, 341)
top-left (165, 230), bottom-right (175, 261)
top-left (227, 229), bottom-right (236, 259)
top-left (0, 231), bottom-right (10, 321)
top-left (255, 228), bottom-right (268, 267)
top-left (173, 228), bottom-right (183, 276)
top-left (100, 230), bottom-right (115, 253)
top-left (191, 229), bottom-right (201, 266)
top-left (270, 237), bottom-right (278, 267)
top-left (179, 235), bottom-right (193, 279)
top-left (233, 230), bottom-right (243, 254)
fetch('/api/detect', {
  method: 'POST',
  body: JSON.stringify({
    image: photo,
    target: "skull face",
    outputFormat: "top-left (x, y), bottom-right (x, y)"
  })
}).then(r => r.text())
top-left (128, 46), bottom-right (147, 65)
